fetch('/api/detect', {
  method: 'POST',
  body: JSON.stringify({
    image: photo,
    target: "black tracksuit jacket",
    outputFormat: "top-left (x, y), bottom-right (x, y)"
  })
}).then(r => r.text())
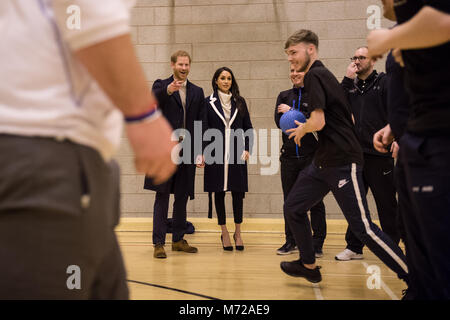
top-left (341, 71), bottom-right (391, 157)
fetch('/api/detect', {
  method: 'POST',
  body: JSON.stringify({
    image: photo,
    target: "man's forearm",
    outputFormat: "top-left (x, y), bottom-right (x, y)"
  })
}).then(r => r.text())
top-left (303, 109), bottom-right (325, 133)
top-left (75, 34), bottom-right (154, 116)
top-left (388, 6), bottom-right (450, 49)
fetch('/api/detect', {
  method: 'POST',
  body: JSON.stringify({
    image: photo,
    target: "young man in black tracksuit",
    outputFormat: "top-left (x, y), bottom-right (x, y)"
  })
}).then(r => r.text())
top-left (274, 65), bottom-right (327, 257)
top-left (280, 29), bottom-right (408, 285)
top-left (336, 46), bottom-right (400, 261)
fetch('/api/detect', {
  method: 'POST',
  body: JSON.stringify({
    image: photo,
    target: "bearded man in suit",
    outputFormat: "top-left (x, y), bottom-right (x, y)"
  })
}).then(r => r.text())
top-left (144, 50), bottom-right (206, 259)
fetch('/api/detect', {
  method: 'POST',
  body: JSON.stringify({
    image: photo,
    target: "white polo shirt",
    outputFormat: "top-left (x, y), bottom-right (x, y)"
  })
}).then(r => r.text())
top-left (0, 0), bottom-right (135, 160)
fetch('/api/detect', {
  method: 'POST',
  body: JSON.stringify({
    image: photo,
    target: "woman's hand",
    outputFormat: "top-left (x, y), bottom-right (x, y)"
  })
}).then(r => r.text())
top-left (241, 150), bottom-right (250, 162)
top-left (195, 154), bottom-right (205, 168)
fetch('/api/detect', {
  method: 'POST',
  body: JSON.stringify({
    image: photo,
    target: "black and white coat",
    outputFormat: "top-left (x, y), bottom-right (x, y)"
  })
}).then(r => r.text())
top-left (203, 91), bottom-right (253, 193)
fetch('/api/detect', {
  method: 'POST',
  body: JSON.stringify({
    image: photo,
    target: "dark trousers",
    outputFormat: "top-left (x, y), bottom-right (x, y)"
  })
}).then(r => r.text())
top-left (395, 149), bottom-right (428, 299)
top-left (345, 154), bottom-right (399, 253)
top-left (0, 135), bottom-right (128, 299)
top-left (153, 191), bottom-right (189, 245)
top-left (399, 133), bottom-right (450, 299)
top-left (284, 162), bottom-right (408, 280)
top-left (280, 155), bottom-right (326, 251)
top-left (214, 191), bottom-right (244, 225)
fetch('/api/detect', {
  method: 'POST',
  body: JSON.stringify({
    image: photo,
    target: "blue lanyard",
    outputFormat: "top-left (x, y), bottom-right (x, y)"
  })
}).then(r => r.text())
top-left (292, 89), bottom-right (302, 111)
top-left (292, 88), bottom-right (302, 157)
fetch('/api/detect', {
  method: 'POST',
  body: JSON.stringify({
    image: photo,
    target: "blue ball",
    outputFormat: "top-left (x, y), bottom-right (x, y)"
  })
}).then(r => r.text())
top-left (280, 109), bottom-right (306, 135)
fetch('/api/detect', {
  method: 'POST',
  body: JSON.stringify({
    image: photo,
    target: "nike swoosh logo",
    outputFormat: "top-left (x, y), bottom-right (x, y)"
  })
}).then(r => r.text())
top-left (338, 179), bottom-right (349, 188)
top-left (383, 171), bottom-right (392, 175)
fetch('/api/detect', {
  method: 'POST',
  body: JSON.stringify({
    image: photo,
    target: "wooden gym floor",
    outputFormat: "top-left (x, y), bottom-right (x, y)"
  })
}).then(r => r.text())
top-left (116, 218), bottom-right (406, 300)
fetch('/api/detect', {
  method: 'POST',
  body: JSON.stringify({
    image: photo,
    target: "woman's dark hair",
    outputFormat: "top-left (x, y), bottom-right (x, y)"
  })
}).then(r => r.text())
top-left (212, 67), bottom-right (247, 116)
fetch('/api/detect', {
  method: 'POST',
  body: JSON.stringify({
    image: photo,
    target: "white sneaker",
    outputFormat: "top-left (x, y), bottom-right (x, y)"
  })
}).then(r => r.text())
top-left (335, 249), bottom-right (363, 261)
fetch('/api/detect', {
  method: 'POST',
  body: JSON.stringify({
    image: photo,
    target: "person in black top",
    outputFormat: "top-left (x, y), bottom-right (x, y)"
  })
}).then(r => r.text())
top-left (369, 0), bottom-right (450, 299)
top-left (279, 29), bottom-right (409, 284)
top-left (371, 2), bottom-right (417, 299)
top-left (274, 65), bottom-right (326, 257)
top-left (336, 46), bottom-right (400, 261)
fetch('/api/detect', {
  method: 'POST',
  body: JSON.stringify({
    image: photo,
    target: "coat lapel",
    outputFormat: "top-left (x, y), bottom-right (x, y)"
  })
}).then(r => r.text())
top-left (208, 92), bottom-right (227, 127)
top-left (173, 91), bottom-right (183, 108)
top-left (213, 91), bottom-right (225, 118)
top-left (185, 80), bottom-right (193, 112)
top-left (168, 75), bottom-right (183, 108)
top-left (229, 97), bottom-right (238, 127)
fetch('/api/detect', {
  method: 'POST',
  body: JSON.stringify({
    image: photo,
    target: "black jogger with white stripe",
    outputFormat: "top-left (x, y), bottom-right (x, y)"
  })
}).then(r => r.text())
top-left (285, 162), bottom-right (408, 279)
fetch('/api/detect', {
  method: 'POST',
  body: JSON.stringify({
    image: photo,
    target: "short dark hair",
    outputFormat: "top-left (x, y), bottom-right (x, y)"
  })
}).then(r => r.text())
top-left (284, 29), bottom-right (319, 50)
top-left (171, 50), bottom-right (191, 64)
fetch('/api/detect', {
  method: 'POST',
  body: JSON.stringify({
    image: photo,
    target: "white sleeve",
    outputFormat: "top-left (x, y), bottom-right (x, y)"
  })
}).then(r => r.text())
top-left (51, 0), bottom-right (136, 51)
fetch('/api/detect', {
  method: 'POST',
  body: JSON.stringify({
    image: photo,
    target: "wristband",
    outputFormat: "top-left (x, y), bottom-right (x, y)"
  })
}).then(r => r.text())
top-left (125, 106), bottom-right (160, 124)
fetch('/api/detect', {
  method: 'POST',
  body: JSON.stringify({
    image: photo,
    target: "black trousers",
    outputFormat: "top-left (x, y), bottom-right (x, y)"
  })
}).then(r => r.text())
top-left (0, 135), bottom-right (128, 299)
top-left (345, 154), bottom-right (400, 253)
top-left (284, 162), bottom-right (408, 280)
top-left (280, 155), bottom-right (326, 251)
top-left (395, 148), bottom-right (425, 299)
top-left (153, 191), bottom-right (189, 245)
top-left (399, 133), bottom-right (450, 299)
top-left (214, 191), bottom-right (244, 226)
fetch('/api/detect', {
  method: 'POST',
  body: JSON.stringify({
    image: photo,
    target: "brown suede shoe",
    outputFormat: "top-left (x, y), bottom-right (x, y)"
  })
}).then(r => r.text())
top-left (172, 239), bottom-right (198, 253)
top-left (154, 244), bottom-right (167, 259)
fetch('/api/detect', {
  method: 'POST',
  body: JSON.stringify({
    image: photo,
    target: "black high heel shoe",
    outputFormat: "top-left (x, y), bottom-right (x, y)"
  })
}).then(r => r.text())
top-left (233, 233), bottom-right (244, 251)
top-left (221, 235), bottom-right (233, 251)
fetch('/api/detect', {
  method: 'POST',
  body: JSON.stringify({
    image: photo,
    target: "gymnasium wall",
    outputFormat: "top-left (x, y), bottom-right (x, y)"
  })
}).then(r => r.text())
top-left (116, 0), bottom-right (394, 219)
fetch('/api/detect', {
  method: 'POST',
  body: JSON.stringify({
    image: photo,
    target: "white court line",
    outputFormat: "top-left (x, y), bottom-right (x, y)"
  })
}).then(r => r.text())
top-left (361, 262), bottom-right (399, 300)
top-left (312, 283), bottom-right (324, 300)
